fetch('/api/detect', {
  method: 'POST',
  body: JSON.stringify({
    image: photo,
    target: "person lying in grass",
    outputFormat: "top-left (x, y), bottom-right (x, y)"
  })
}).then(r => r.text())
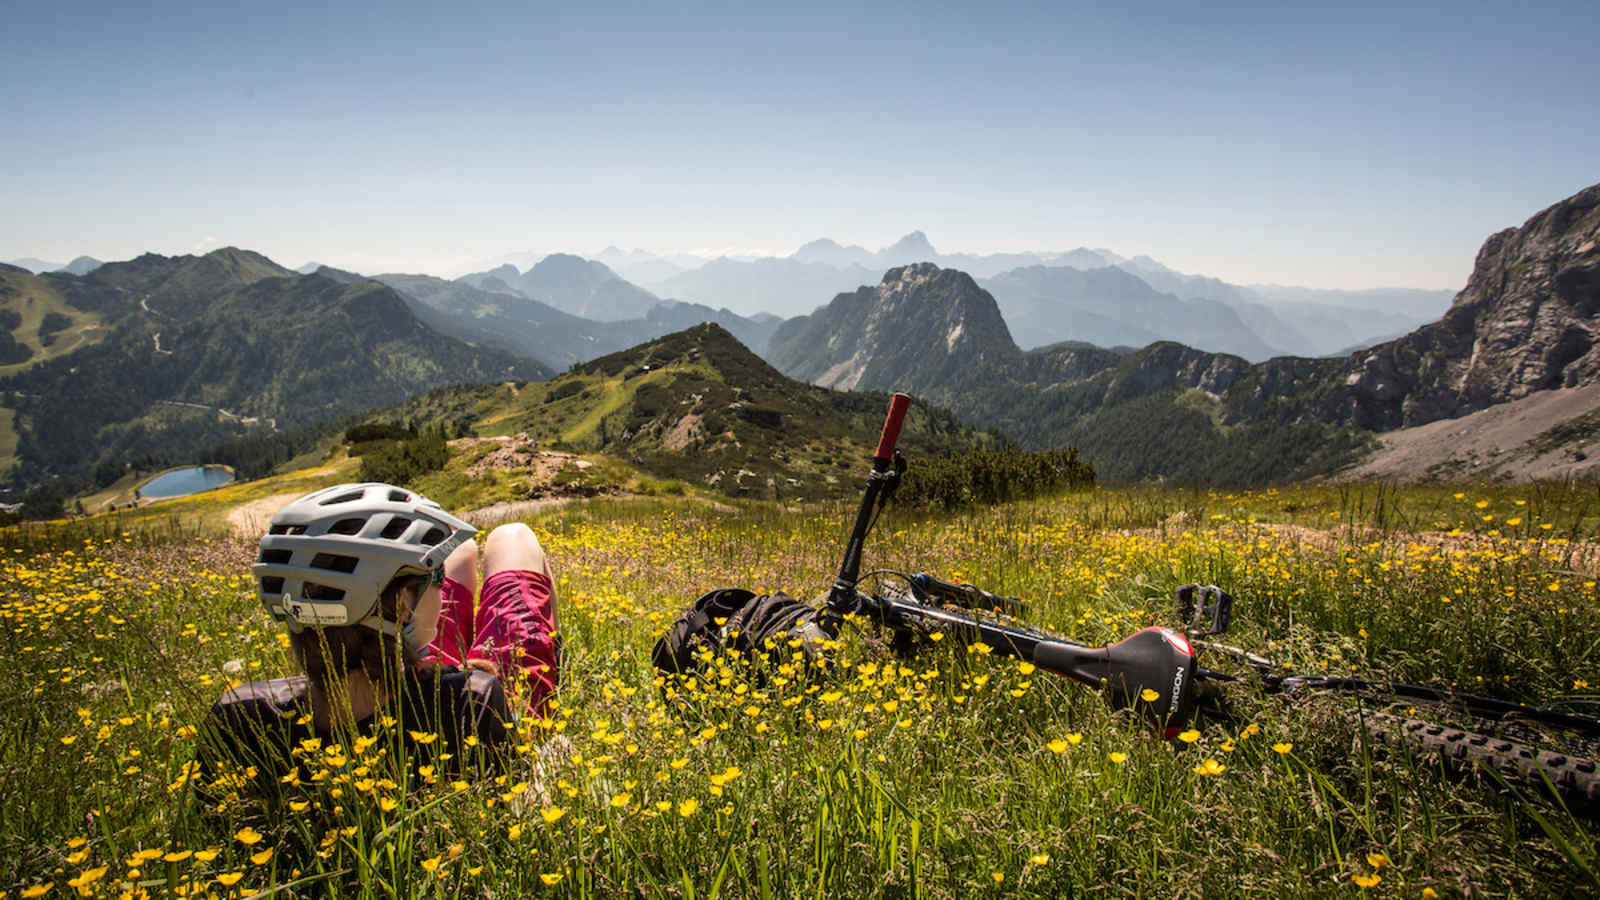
top-left (199, 482), bottom-right (560, 796)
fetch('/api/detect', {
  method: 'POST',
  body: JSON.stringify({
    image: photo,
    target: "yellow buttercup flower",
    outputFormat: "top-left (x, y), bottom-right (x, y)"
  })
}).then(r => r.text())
top-left (541, 806), bottom-right (566, 824)
top-left (540, 873), bottom-right (564, 886)
top-left (216, 873), bottom-right (244, 887)
top-left (1047, 739), bottom-right (1068, 754)
top-left (1272, 742), bottom-right (1294, 754)
top-left (1178, 729), bottom-right (1201, 743)
top-left (233, 827), bottom-right (263, 845)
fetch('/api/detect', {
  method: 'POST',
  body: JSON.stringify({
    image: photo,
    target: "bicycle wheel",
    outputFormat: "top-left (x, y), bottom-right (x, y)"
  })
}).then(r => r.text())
top-left (1360, 709), bottom-right (1600, 812)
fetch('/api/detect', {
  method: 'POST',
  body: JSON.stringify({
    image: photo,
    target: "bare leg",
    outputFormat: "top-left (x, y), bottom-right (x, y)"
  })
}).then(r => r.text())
top-left (417, 538), bottom-right (480, 655)
top-left (482, 523), bottom-right (557, 633)
top-left (444, 537), bottom-right (480, 596)
top-left (473, 524), bottom-right (560, 704)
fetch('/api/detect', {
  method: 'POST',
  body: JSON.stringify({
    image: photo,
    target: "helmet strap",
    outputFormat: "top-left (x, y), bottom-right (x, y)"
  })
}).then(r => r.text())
top-left (359, 614), bottom-right (421, 655)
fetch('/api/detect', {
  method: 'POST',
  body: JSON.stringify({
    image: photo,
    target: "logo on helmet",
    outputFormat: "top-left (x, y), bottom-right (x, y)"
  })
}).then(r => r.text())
top-left (282, 592), bottom-right (351, 625)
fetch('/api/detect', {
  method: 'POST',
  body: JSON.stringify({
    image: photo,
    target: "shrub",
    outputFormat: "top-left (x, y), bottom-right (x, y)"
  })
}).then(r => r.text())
top-left (357, 427), bottom-right (450, 486)
top-left (344, 422), bottom-right (415, 443)
top-left (897, 445), bottom-right (1094, 510)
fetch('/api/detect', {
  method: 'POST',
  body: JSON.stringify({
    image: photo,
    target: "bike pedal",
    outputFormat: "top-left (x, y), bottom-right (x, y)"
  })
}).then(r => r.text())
top-left (1175, 583), bottom-right (1233, 636)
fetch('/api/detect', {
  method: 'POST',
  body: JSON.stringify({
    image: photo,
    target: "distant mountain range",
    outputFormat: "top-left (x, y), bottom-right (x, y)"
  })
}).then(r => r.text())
top-left (358, 268), bottom-right (780, 367)
top-left (978, 265), bottom-right (1280, 361)
top-left (19, 236), bottom-right (1456, 363)
top-left (5, 256), bottom-right (104, 276)
top-left (458, 253), bottom-right (663, 321)
top-left (764, 182), bottom-right (1600, 482)
top-left (619, 233), bottom-right (1452, 358)
top-left (0, 249), bottom-right (546, 505)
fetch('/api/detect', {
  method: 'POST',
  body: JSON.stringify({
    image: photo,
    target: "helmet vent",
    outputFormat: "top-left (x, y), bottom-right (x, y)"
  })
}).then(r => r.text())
top-left (308, 553), bottom-right (360, 574)
top-left (260, 576), bottom-right (285, 594)
top-left (322, 490), bottom-right (366, 506)
top-left (329, 518), bottom-right (364, 535)
top-left (389, 489), bottom-right (411, 502)
top-left (379, 517), bottom-right (412, 540)
top-left (258, 548), bottom-right (292, 564)
top-left (303, 583), bottom-right (346, 602)
top-left (268, 524), bottom-right (309, 536)
top-left (421, 526), bottom-right (447, 546)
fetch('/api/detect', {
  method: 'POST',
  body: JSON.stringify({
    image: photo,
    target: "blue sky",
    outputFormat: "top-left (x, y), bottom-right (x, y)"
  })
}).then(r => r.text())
top-left (3, 0), bottom-right (1596, 289)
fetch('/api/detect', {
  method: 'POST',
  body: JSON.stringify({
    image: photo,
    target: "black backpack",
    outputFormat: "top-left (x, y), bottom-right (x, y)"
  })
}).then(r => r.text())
top-left (652, 588), bottom-right (828, 676)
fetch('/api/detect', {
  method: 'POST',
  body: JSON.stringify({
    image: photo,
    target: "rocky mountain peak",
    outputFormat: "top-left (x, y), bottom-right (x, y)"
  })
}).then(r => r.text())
top-left (881, 231), bottom-right (937, 262)
top-left (1326, 182), bottom-right (1600, 429)
top-left (531, 253), bottom-right (614, 280)
top-left (878, 261), bottom-right (944, 292)
top-left (767, 263), bottom-right (1016, 395)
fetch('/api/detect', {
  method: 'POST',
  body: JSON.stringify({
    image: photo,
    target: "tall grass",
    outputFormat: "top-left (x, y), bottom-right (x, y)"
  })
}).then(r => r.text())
top-left (2, 483), bottom-right (1597, 897)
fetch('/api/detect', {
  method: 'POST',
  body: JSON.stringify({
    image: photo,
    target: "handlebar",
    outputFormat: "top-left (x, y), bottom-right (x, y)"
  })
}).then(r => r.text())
top-left (910, 573), bottom-right (1031, 618)
top-left (874, 392), bottom-right (911, 462)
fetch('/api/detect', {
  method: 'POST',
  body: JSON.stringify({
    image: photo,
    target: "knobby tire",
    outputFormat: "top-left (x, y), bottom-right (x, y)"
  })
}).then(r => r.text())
top-left (1362, 710), bottom-right (1600, 812)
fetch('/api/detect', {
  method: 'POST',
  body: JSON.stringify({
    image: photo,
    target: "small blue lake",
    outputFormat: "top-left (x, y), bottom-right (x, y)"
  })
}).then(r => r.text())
top-left (139, 465), bottom-right (234, 499)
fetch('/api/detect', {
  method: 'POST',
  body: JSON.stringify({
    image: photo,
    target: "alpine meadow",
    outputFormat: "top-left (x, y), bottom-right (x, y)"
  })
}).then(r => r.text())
top-left (6, 4), bottom-right (1600, 897)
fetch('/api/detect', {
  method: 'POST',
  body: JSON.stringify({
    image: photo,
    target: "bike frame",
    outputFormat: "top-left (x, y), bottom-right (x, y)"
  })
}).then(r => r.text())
top-left (819, 393), bottom-right (1201, 737)
top-left (818, 393), bottom-right (1600, 743)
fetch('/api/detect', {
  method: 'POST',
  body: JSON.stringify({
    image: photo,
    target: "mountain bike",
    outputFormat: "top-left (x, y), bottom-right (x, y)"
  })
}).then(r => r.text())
top-left (815, 392), bottom-right (1600, 812)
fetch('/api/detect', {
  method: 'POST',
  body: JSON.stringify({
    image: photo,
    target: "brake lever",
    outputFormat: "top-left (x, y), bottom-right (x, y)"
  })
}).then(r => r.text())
top-left (1175, 583), bottom-right (1233, 636)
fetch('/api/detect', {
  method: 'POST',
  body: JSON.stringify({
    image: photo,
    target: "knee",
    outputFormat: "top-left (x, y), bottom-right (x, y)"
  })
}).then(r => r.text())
top-left (484, 523), bottom-right (546, 570)
top-left (485, 522), bottom-right (539, 554)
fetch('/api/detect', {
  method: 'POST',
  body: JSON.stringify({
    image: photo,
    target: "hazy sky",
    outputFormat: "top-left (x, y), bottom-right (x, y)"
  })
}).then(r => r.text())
top-left (4, 0), bottom-right (1596, 289)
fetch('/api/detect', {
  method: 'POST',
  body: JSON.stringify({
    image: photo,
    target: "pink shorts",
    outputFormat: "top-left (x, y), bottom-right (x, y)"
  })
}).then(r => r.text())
top-left (423, 570), bottom-right (558, 712)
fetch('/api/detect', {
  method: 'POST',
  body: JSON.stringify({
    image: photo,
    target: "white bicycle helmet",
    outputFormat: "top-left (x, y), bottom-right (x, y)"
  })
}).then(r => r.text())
top-left (253, 483), bottom-right (477, 639)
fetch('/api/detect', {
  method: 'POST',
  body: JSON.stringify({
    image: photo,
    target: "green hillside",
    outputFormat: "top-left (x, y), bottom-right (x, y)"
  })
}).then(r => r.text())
top-left (0, 266), bottom-right (105, 376)
top-left (377, 323), bottom-right (994, 501)
top-left (0, 249), bottom-right (548, 513)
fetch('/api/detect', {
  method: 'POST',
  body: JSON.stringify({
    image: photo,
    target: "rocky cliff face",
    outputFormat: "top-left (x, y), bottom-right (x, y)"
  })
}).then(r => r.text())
top-left (767, 263), bottom-right (1019, 395)
top-left (1324, 183), bottom-right (1600, 429)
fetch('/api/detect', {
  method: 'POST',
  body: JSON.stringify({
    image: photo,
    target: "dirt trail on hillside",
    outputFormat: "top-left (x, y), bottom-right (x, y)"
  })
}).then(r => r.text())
top-left (228, 493), bottom-right (302, 536)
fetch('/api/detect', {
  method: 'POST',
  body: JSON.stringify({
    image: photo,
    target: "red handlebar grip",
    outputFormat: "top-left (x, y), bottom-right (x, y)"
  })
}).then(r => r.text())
top-left (873, 392), bottom-right (912, 461)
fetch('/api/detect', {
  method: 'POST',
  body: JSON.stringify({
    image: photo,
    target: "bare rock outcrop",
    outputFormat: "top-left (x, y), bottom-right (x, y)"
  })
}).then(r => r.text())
top-left (1332, 183), bottom-right (1600, 429)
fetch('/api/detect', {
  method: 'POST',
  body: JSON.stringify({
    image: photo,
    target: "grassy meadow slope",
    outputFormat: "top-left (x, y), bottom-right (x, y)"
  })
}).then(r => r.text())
top-left (378, 323), bottom-right (994, 502)
top-left (3, 479), bottom-right (1599, 897)
top-left (0, 266), bottom-right (106, 376)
